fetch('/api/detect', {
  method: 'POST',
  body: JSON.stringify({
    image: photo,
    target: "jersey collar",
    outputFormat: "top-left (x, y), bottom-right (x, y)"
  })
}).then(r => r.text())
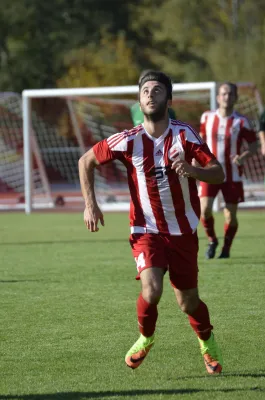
top-left (142, 119), bottom-right (171, 142)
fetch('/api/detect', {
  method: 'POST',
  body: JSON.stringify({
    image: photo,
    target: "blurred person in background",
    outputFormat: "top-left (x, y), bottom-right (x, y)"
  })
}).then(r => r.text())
top-left (199, 82), bottom-right (257, 260)
top-left (258, 109), bottom-right (265, 156)
top-left (79, 70), bottom-right (225, 375)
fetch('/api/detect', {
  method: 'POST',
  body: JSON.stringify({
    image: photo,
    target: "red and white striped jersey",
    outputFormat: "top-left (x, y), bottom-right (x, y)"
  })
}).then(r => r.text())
top-left (93, 119), bottom-right (215, 236)
top-left (200, 110), bottom-right (256, 182)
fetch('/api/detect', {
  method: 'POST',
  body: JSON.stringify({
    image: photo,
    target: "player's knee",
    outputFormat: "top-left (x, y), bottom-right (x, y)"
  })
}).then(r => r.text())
top-left (142, 286), bottom-right (162, 304)
top-left (200, 201), bottom-right (213, 219)
top-left (229, 215), bottom-right (238, 225)
top-left (224, 211), bottom-right (237, 225)
top-left (201, 206), bottom-right (212, 219)
top-left (178, 298), bottom-right (199, 315)
top-left (200, 197), bottom-right (213, 219)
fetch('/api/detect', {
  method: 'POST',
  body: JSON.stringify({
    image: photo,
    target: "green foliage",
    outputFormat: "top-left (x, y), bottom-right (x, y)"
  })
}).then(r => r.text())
top-left (58, 32), bottom-right (139, 87)
top-left (0, 0), bottom-right (264, 100)
top-left (0, 0), bottom-right (139, 91)
top-left (131, 0), bottom-right (265, 99)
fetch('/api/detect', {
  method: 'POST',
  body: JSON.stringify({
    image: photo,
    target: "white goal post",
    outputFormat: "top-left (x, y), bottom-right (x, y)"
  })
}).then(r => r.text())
top-left (22, 82), bottom-right (217, 214)
top-left (0, 82), bottom-right (263, 213)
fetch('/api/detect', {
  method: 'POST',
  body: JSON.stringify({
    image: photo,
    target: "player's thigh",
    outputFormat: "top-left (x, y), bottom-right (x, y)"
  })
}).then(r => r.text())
top-left (167, 233), bottom-right (199, 291)
top-left (199, 182), bottom-right (220, 202)
top-left (221, 182), bottom-right (244, 204)
top-left (129, 233), bottom-right (168, 279)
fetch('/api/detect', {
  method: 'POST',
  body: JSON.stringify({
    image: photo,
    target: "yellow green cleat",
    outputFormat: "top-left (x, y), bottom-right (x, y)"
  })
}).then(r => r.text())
top-left (125, 334), bottom-right (155, 369)
top-left (198, 332), bottom-right (223, 374)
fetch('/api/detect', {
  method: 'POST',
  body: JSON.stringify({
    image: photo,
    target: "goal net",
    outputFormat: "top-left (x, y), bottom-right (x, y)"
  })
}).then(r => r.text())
top-left (0, 82), bottom-right (264, 212)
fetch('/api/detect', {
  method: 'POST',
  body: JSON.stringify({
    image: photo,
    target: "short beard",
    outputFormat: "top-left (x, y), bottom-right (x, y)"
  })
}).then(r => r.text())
top-left (141, 101), bottom-right (168, 123)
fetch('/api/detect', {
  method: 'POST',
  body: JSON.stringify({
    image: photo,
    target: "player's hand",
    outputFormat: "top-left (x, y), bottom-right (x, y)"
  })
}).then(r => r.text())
top-left (83, 205), bottom-right (104, 232)
top-left (172, 159), bottom-right (194, 178)
top-left (231, 154), bottom-right (243, 166)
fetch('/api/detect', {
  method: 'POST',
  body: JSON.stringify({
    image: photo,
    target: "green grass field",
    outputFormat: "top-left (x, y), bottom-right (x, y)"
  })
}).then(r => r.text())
top-left (0, 211), bottom-right (265, 400)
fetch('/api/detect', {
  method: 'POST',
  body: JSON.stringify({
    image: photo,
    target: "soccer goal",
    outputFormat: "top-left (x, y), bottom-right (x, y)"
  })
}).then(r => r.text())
top-left (0, 82), bottom-right (264, 213)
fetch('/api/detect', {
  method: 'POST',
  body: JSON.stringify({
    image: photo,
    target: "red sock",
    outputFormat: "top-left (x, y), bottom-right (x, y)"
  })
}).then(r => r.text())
top-left (201, 217), bottom-right (217, 243)
top-left (223, 223), bottom-right (238, 251)
top-left (137, 293), bottom-right (158, 337)
top-left (188, 300), bottom-right (213, 340)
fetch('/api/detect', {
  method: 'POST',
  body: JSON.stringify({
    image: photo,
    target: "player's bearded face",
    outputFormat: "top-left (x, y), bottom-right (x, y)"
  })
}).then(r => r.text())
top-left (139, 81), bottom-right (170, 122)
top-left (217, 84), bottom-right (237, 110)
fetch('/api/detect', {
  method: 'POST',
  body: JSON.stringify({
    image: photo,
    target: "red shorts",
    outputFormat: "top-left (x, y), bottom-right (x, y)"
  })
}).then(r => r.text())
top-left (199, 181), bottom-right (244, 204)
top-left (129, 232), bottom-right (199, 290)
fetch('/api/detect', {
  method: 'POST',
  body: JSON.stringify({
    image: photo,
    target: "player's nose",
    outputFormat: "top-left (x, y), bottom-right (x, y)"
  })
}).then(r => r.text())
top-left (149, 88), bottom-right (156, 97)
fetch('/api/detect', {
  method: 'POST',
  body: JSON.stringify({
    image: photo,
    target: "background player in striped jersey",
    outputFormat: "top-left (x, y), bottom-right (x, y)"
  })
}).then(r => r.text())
top-left (199, 83), bottom-right (257, 259)
top-left (79, 71), bottom-right (225, 374)
top-left (258, 109), bottom-right (265, 156)
top-left (258, 110), bottom-right (265, 189)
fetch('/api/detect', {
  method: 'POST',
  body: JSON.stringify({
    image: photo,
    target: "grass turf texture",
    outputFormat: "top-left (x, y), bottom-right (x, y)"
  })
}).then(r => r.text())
top-left (0, 211), bottom-right (265, 400)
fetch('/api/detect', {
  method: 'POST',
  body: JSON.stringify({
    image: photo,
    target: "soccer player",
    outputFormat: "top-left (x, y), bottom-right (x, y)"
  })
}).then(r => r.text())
top-left (79, 70), bottom-right (225, 374)
top-left (199, 83), bottom-right (257, 259)
top-left (258, 109), bottom-right (265, 156)
top-left (130, 70), bottom-right (177, 125)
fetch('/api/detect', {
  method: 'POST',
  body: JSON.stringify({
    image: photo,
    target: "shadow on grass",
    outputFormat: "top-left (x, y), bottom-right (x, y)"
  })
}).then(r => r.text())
top-left (0, 239), bottom-right (128, 246)
top-left (223, 372), bottom-right (265, 378)
top-left (0, 387), bottom-right (264, 400)
top-left (0, 280), bottom-right (49, 284)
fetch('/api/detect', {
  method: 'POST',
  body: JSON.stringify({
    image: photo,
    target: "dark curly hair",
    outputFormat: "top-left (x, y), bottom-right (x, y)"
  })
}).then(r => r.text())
top-left (139, 70), bottom-right (173, 100)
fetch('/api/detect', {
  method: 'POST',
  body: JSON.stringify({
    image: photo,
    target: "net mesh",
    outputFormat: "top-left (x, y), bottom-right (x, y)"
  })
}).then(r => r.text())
top-left (0, 93), bottom-right (54, 207)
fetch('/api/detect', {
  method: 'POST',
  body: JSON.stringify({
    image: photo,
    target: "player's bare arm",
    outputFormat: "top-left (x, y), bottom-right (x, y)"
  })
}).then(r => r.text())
top-left (232, 141), bottom-right (258, 166)
top-left (172, 159), bottom-right (224, 184)
top-left (78, 148), bottom-right (104, 232)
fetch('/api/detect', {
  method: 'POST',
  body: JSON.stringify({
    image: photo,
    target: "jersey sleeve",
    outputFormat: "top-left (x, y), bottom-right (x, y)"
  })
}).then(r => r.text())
top-left (93, 131), bottom-right (128, 165)
top-left (191, 142), bottom-right (216, 167)
top-left (200, 112), bottom-right (208, 142)
top-left (184, 125), bottom-right (216, 167)
top-left (240, 118), bottom-right (257, 144)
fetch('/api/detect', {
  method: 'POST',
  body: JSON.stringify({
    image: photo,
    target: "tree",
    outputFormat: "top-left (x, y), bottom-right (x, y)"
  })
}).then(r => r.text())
top-left (57, 32), bottom-right (139, 87)
top-left (130, 0), bottom-right (265, 100)
top-left (0, 0), bottom-right (140, 91)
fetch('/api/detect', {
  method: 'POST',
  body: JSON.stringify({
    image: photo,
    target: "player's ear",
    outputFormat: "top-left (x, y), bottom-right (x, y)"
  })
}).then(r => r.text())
top-left (167, 99), bottom-right (172, 107)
